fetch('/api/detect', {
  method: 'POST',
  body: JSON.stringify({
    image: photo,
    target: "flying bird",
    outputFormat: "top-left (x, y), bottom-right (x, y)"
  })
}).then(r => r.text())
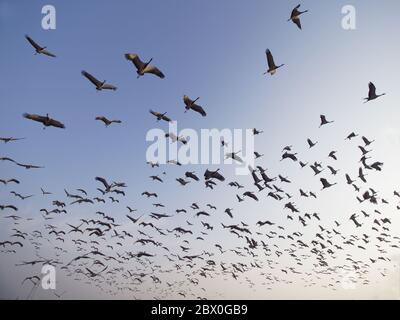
top-left (0, 137), bottom-right (25, 143)
top-left (95, 116), bottom-right (122, 127)
top-left (243, 191), bottom-right (259, 201)
top-left (183, 95), bottom-right (207, 117)
top-left (81, 70), bottom-right (117, 91)
top-left (288, 4), bottom-right (308, 30)
top-left (185, 172), bottom-right (199, 181)
top-left (149, 110), bottom-right (172, 123)
top-left (345, 132), bottom-right (358, 140)
top-left (320, 178), bottom-right (337, 190)
top-left (319, 115), bottom-right (334, 127)
top-left (225, 151), bottom-right (244, 163)
top-left (25, 35), bottom-right (56, 57)
top-left (124, 53), bottom-right (165, 79)
top-left (264, 49), bottom-right (284, 75)
top-left (364, 82), bottom-right (385, 103)
top-left (307, 138), bottom-right (317, 148)
top-left (0, 179), bottom-right (20, 185)
top-left (23, 113), bottom-right (65, 129)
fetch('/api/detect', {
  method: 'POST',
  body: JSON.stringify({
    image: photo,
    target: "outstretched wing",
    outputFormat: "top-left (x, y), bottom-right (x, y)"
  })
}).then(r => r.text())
top-left (125, 53), bottom-right (146, 71)
top-left (41, 49), bottom-right (56, 58)
top-left (25, 35), bottom-right (42, 50)
top-left (183, 95), bottom-right (193, 106)
top-left (149, 109), bottom-right (158, 117)
top-left (266, 49), bottom-right (276, 69)
top-left (101, 83), bottom-right (117, 90)
top-left (143, 64), bottom-right (165, 78)
top-left (292, 17), bottom-right (301, 29)
top-left (23, 113), bottom-right (46, 125)
top-left (162, 114), bottom-right (172, 122)
top-left (368, 82), bottom-right (376, 98)
top-left (95, 116), bottom-right (107, 123)
top-left (290, 4), bottom-right (301, 18)
top-left (95, 176), bottom-right (110, 189)
top-left (49, 118), bottom-right (65, 129)
top-left (190, 103), bottom-right (206, 117)
top-left (81, 70), bottom-right (102, 87)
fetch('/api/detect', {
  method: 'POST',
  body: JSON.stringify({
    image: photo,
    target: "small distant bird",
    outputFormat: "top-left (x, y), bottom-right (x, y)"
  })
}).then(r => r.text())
top-left (288, 4), bottom-right (308, 30)
top-left (281, 152), bottom-right (298, 162)
top-left (320, 178), bottom-right (337, 190)
top-left (345, 132), bottom-right (358, 140)
top-left (243, 191), bottom-right (258, 201)
top-left (319, 115), bottom-right (334, 127)
top-left (185, 172), bottom-right (199, 181)
top-left (95, 116), bottom-right (121, 127)
top-left (25, 35), bottom-right (56, 57)
top-left (264, 49), bottom-right (284, 75)
top-left (204, 169), bottom-right (225, 181)
top-left (176, 178), bottom-right (190, 186)
top-left (364, 82), bottom-right (385, 103)
top-left (150, 175), bottom-right (163, 183)
top-left (124, 53), bottom-right (165, 79)
top-left (0, 137), bottom-right (25, 143)
top-left (183, 95), bottom-right (207, 117)
top-left (0, 179), bottom-right (20, 185)
top-left (327, 166), bottom-right (339, 175)
top-left (23, 113), bottom-right (65, 129)
top-left (225, 151), bottom-right (244, 163)
top-left (328, 151), bottom-right (337, 160)
top-left (165, 132), bottom-right (187, 144)
top-left (167, 159), bottom-right (182, 166)
top-left (224, 208), bottom-right (233, 218)
top-left (253, 128), bottom-right (264, 135)
top-left (307, 138), bottom-right (317, 148)
top-left (149, 110), bottom-right (172, 123)
top-left (81, 70), bottom-right (117, 91)
top-left (254, 152), bottom-right (264, 159)
top-left (358, 167), bottom-right (367, 183)
top-left (362, 136), bottom-right (374, 146)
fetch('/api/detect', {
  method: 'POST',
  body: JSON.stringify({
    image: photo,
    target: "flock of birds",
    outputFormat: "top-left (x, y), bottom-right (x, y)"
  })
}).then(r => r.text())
top-left (1, 4), bottom-right (398, 300)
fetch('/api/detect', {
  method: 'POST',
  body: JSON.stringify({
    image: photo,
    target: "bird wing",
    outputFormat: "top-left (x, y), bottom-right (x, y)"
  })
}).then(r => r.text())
top-left (162, 114), bottom-right (172, 122)
top-left (368, 82), bottom-right (376, 97)
top-left (102, 83), bottom-right (117, 90)
top-left (49, 118), bottom-right (65, 128)
top-left (81, 71), bottom-right (102, 87)
top-left (292, 17), bottom-right (302, 29)
top-left (143, 65), bottom-right (165, 78)
top-left (41, 49), bottom-right (56, 58)
top-left (95, 177), bottom-right (110, 189)
top-left (190, 103), bottom-right (207, 117)
top-left (96, 116), bottom-right (108, 123)
top-left (266, 49), bottom-right (276, 69)
top-left (183, 95), bottom-right (193, 106)
top-left (25, 35), bottom-right (42, 50)
top-left (23, 113), bottom-right (47, 125)
top-left (290, 7), bottom-right (299, 19)
top-left (124, 53), bottom-right (146, 71)
top-left (149, 109), bottom-right (158, 117)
